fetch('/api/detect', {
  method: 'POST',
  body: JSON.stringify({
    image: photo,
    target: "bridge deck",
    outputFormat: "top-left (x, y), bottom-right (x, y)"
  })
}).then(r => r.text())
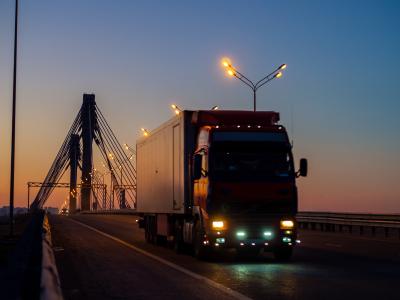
top-left (50, 214), bottom-right (400, 300)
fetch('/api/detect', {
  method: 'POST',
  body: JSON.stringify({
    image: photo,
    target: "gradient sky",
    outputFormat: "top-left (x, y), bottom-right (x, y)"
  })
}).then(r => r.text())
top-left (1, 0), bottom-right (399, 213)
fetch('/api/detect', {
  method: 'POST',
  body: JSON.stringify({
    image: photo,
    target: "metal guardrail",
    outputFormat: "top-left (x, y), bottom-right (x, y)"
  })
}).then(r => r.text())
top-left (80, 208), bottom-right (137, 215)
top-left (297, 212), bottom-right (400, 238)
top-left (79, 209), bottom-right (400, 238)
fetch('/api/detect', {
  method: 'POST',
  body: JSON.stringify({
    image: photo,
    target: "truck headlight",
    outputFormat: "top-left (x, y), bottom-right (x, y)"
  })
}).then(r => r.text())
top-left (212, 220), bottom-right (225, 230)
top-left (280, 220), bottom-right (294, 229)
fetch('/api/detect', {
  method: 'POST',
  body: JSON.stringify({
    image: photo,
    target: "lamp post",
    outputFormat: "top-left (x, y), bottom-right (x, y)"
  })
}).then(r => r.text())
top-left (141, 128), bottom-right (150, 137)
top-left (171, 104), bottom-right (182, 115)
top-left (221, 57), bottom-right (286, 112)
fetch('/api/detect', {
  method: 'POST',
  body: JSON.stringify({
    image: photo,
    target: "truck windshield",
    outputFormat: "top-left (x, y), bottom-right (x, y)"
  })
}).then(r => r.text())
top-left (211, 132), bottom-right (293, 180)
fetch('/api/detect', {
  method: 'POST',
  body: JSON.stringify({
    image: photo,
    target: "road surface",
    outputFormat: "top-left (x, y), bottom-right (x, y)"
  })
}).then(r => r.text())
top-left (49, 214), bottom-right (400, 300)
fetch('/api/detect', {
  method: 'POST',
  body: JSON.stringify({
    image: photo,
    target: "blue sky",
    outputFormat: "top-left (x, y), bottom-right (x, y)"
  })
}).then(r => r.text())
top-left (1, 0), bottom-right (399, 212)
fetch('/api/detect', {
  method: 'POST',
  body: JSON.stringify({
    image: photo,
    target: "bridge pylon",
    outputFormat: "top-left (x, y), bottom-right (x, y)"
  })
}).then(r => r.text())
top-left (69, 134), bottom-right (79, 213)
top-left (30, 93), bottom-right (136, 211)
top-left (81, 94), bottom-right (96, 211)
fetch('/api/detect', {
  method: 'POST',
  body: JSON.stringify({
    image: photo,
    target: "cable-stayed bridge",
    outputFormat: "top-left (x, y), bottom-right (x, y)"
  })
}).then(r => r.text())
top-left (29, 94), bottom-right (136, 212)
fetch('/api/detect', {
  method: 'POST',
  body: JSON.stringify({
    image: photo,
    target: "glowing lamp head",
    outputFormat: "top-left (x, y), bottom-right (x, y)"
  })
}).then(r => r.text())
top-left (226, 68), bottom-right (235, 77)
top-left (276, 72), bottom-right (283, 78)
top-left (171, 104), bottom-right (182, 114)
top-left (141, 128), bottom-right (149, 137)
top-left (279, 64), bottom-right (287, 70)
top-left (211, 106), bottom-right (219, 110)
top-left (280, 220), bottom-right (295, 229)
top-left (221, 57), bottom-right (232, 68)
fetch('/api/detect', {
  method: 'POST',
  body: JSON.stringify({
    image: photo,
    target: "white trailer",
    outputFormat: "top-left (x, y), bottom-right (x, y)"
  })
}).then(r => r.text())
top-left (136, 111), bottom-right (195, 215)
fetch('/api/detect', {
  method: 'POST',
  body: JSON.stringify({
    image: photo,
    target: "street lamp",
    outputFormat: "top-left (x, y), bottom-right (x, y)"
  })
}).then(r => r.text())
top-left (211, 105), bottom-right (219, 110)
top-left (141, 128), bottom-right (150, 137)
top-left (124, 143), bottom-right (136, 157)
top-left (171, 104), bottom-right (182, 115)
top-left (221, 57), bottom-right (286, 112)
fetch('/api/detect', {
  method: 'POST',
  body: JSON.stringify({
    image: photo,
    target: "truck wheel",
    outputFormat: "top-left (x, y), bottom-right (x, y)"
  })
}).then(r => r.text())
top-left (145, 216), bottom-right (156, 244)
top-left (273, 247), bottom-right (293, 261)
top-left (173, 222), bottom-right (184, 254)
top-left (144, 217), bottom-right (151, 243)
top-left (193, 223), bottom-right (210, 260)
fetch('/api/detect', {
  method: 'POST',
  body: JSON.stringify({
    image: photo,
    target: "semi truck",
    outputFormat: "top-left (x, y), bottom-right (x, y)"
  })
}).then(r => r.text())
top-left (136, 110), bottom-right (307, 260)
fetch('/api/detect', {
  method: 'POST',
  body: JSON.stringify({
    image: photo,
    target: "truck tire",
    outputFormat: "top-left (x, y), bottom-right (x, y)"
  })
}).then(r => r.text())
top-left (144, 217), bottom-right (151, 243)
top-left (173, 221), bottom-right (185, 254)
top-left (273, 247), bottom-right (293, 261)
top-left (145, 216), bottom-right (156, 244)
top-left (193, 223), bottom-right (210, 260)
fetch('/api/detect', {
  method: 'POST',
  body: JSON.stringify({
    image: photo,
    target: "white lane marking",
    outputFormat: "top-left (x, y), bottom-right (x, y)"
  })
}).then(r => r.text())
top-left (69, 218), bottom-right (252, 300)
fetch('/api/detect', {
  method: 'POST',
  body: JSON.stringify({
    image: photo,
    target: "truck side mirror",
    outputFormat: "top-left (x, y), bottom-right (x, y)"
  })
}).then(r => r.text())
top-left (299, 158), bottom-right (308, 177)
top-left (193, 154), bottom-right (202, 180)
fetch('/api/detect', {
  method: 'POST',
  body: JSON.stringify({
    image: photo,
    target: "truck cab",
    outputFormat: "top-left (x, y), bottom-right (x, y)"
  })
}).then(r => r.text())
top-left (191, 111), bottom-right (307, 259)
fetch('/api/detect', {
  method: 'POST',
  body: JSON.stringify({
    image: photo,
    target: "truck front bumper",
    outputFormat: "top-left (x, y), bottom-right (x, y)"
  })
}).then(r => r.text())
top-left (205, 228), bottom-right (298, 251)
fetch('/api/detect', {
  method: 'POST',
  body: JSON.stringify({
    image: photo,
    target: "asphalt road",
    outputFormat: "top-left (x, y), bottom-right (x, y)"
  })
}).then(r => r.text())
top-left (49, 214), bottom-right (400, 300)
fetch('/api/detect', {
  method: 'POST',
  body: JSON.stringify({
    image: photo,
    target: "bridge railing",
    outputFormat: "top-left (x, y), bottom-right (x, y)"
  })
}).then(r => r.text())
top-left (78, 209), bottom-right (400, 239)
top-left (297, 211), bottom-right (400, 238)
top-left (81, 208), bottom-right (137, 215)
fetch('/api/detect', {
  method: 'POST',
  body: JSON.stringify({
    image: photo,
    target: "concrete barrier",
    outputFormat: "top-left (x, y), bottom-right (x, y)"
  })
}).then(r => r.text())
top-left (40, 214), bottom-right (63, 300)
